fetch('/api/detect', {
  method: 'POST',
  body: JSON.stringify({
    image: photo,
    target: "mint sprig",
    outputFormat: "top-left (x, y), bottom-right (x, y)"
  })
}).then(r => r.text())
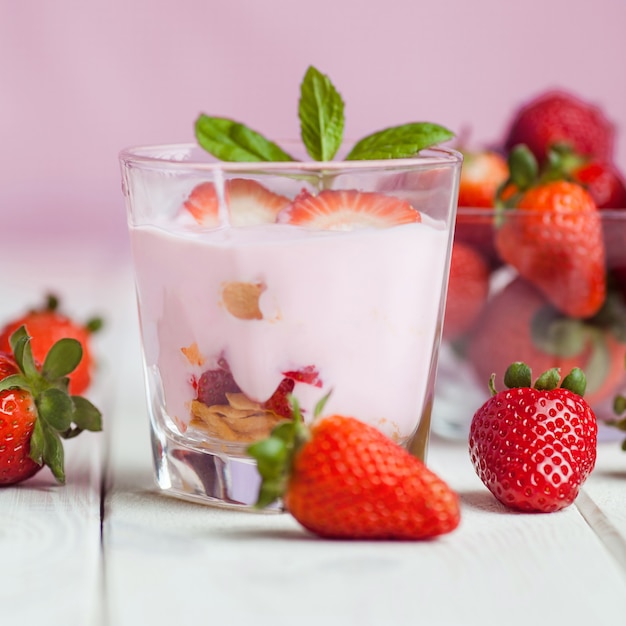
top-left (0, 326), bottom-right (102, 483)
top-left (195, 66), bottom-right (454, 163)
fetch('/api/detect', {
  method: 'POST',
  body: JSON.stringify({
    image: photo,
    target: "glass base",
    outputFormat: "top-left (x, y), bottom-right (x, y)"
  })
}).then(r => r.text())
top-left (149, 422), bottom-right (282, 511)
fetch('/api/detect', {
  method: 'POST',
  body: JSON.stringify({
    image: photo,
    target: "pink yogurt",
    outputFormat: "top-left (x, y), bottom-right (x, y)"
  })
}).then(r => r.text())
top-left (130, 218), bottom-right (449, 444)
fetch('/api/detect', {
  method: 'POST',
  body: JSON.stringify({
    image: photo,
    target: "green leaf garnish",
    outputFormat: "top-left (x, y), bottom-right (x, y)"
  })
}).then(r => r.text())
top-left (195, 115), bottom-right (294, 162)
top-left (345, 123), bottom-right (454, 161)
top-left (298, 66), bottom-right (345, 161)
top-left (195, 66), bottom-right (454, 164)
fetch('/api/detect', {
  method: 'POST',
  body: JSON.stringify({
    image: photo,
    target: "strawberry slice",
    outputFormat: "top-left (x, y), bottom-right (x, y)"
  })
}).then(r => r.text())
top-left (183, 178), bottom-right (291, 227)
top-left (277, 189), bottom-right (421, 230)
top-left (263, 378), bottom-right (296, 419)
top-left (283, 365), bottom-right (322, 387)
top-left (196, 361), bottom-right (241, 406)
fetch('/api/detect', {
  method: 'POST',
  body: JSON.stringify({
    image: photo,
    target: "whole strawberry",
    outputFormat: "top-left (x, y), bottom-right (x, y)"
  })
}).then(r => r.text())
top-left (467, 278), bottom-right (626, 407)
top-left (495, 145), bottom-right (606, 319)
top-left (469, 363), bottom-right (597, 513)
top-left (248, 397), bottom-right (460, 540)
top-left (458, 149), bottom-right (509, 208)
top-left (0, 295), bottom-right (102, 395)
top-left (0, 326), bottom-right (102, 485)
top-left (504, 90), bottom-right (615, 164)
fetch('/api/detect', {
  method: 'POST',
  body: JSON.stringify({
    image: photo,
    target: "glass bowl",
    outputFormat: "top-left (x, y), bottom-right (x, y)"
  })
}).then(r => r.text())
top-left (434, 206), bottom-right (626, 441)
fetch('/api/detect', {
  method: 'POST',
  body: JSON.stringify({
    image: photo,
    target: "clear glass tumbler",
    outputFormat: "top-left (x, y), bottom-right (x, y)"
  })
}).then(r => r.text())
top-left (119, 144), bottom-right (461, 508)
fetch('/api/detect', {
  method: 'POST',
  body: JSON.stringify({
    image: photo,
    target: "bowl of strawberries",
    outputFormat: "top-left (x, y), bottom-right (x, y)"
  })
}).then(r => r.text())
top-left (434, 90), bottom-right (626, 440)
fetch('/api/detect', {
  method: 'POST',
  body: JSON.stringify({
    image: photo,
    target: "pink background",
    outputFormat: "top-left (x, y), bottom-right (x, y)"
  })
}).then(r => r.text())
top-left (2, 0), bottom-right (625, 249)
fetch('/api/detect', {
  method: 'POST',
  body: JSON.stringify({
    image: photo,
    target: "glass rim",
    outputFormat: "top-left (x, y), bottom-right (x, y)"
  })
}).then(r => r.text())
top-left (119, 142), bottom-right (463, 172)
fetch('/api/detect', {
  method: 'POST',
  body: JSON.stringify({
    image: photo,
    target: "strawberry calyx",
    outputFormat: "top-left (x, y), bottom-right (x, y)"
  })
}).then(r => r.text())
top-left (247, 393), bottom-right (329, 508)
top-left (495, 144), bottom-right (539, 209)
top-left (490, 361), bottom-right (587, 398)
top-left (29, 292), bottom-right (103, 335)
top-left (496, 142), bottom-right (608, 210)
top-left (0, 326), bottom-right (102, 483)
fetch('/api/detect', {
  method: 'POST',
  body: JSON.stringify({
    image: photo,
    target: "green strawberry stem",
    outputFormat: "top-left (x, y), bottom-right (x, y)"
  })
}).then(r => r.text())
top-left (496, 144), bottom-right (538, 209)
top-left (0, 326), bottom-right (102, 483)
top-left (247, 392), bottom-right (329, 508)
top-left (491, 362), bottom-right (587, 397)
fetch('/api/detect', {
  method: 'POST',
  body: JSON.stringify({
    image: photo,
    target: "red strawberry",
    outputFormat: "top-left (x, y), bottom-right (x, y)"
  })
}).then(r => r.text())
top-left (183, 178), bottom-right (291, 227)
top-left (248, 397), bottom-right (461, 540)
top-left (504, 90), bottom-right (615, 164)
top-left (443, 242), bottom-right (490, 341)
top-left (282, 365), bottom-right (322, 387)
top-left (0, 358), bottom-right (39, 484)
top-left (0, 295), bottom-right (101, 395)
top-left (458, 150), bottom-right (509, 208)
top-left (467, 278), bottom-right (625, 407)
top-left (263, 366), bottom-right (323, 418)
top-left (0, 352), bottom-right (18, 379)
top-left (0, 327), bottom-right (102, 485)
top-left (196, 360), bottom-right (241, 406)
top-left (469, 362), bottom-right (597, 512)
top-left (454, 150), bottom-right (509, 267)
top-left (277, 189), bottom-right (421, 230)
top-left (495, 179), bottom-right (606, 318)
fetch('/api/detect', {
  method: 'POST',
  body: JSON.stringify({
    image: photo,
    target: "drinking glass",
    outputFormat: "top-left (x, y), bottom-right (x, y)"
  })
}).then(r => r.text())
top-left (120, 144), bottom-right (461, 508)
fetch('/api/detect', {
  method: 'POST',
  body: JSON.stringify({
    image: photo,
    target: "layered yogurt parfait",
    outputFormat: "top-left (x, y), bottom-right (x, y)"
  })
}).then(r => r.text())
top-left (120, 67), bottom-right (461, 507)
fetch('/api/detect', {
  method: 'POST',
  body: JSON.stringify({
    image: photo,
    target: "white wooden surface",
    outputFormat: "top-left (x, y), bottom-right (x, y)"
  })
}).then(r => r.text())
top-left (2, 242), bottom-right (626, 626)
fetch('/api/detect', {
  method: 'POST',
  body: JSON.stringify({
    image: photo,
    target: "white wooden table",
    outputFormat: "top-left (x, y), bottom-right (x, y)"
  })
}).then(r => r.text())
top-left (2, 241), bottom-right (626, 626)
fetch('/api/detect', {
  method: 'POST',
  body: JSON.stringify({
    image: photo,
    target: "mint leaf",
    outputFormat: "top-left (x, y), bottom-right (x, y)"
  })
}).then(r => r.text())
top-left (298, 66), bottom-right (345, 161)
top-left (345, 123), bottom-right (454, 161)
top-left (195, 115), bottom-right (294, 162)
